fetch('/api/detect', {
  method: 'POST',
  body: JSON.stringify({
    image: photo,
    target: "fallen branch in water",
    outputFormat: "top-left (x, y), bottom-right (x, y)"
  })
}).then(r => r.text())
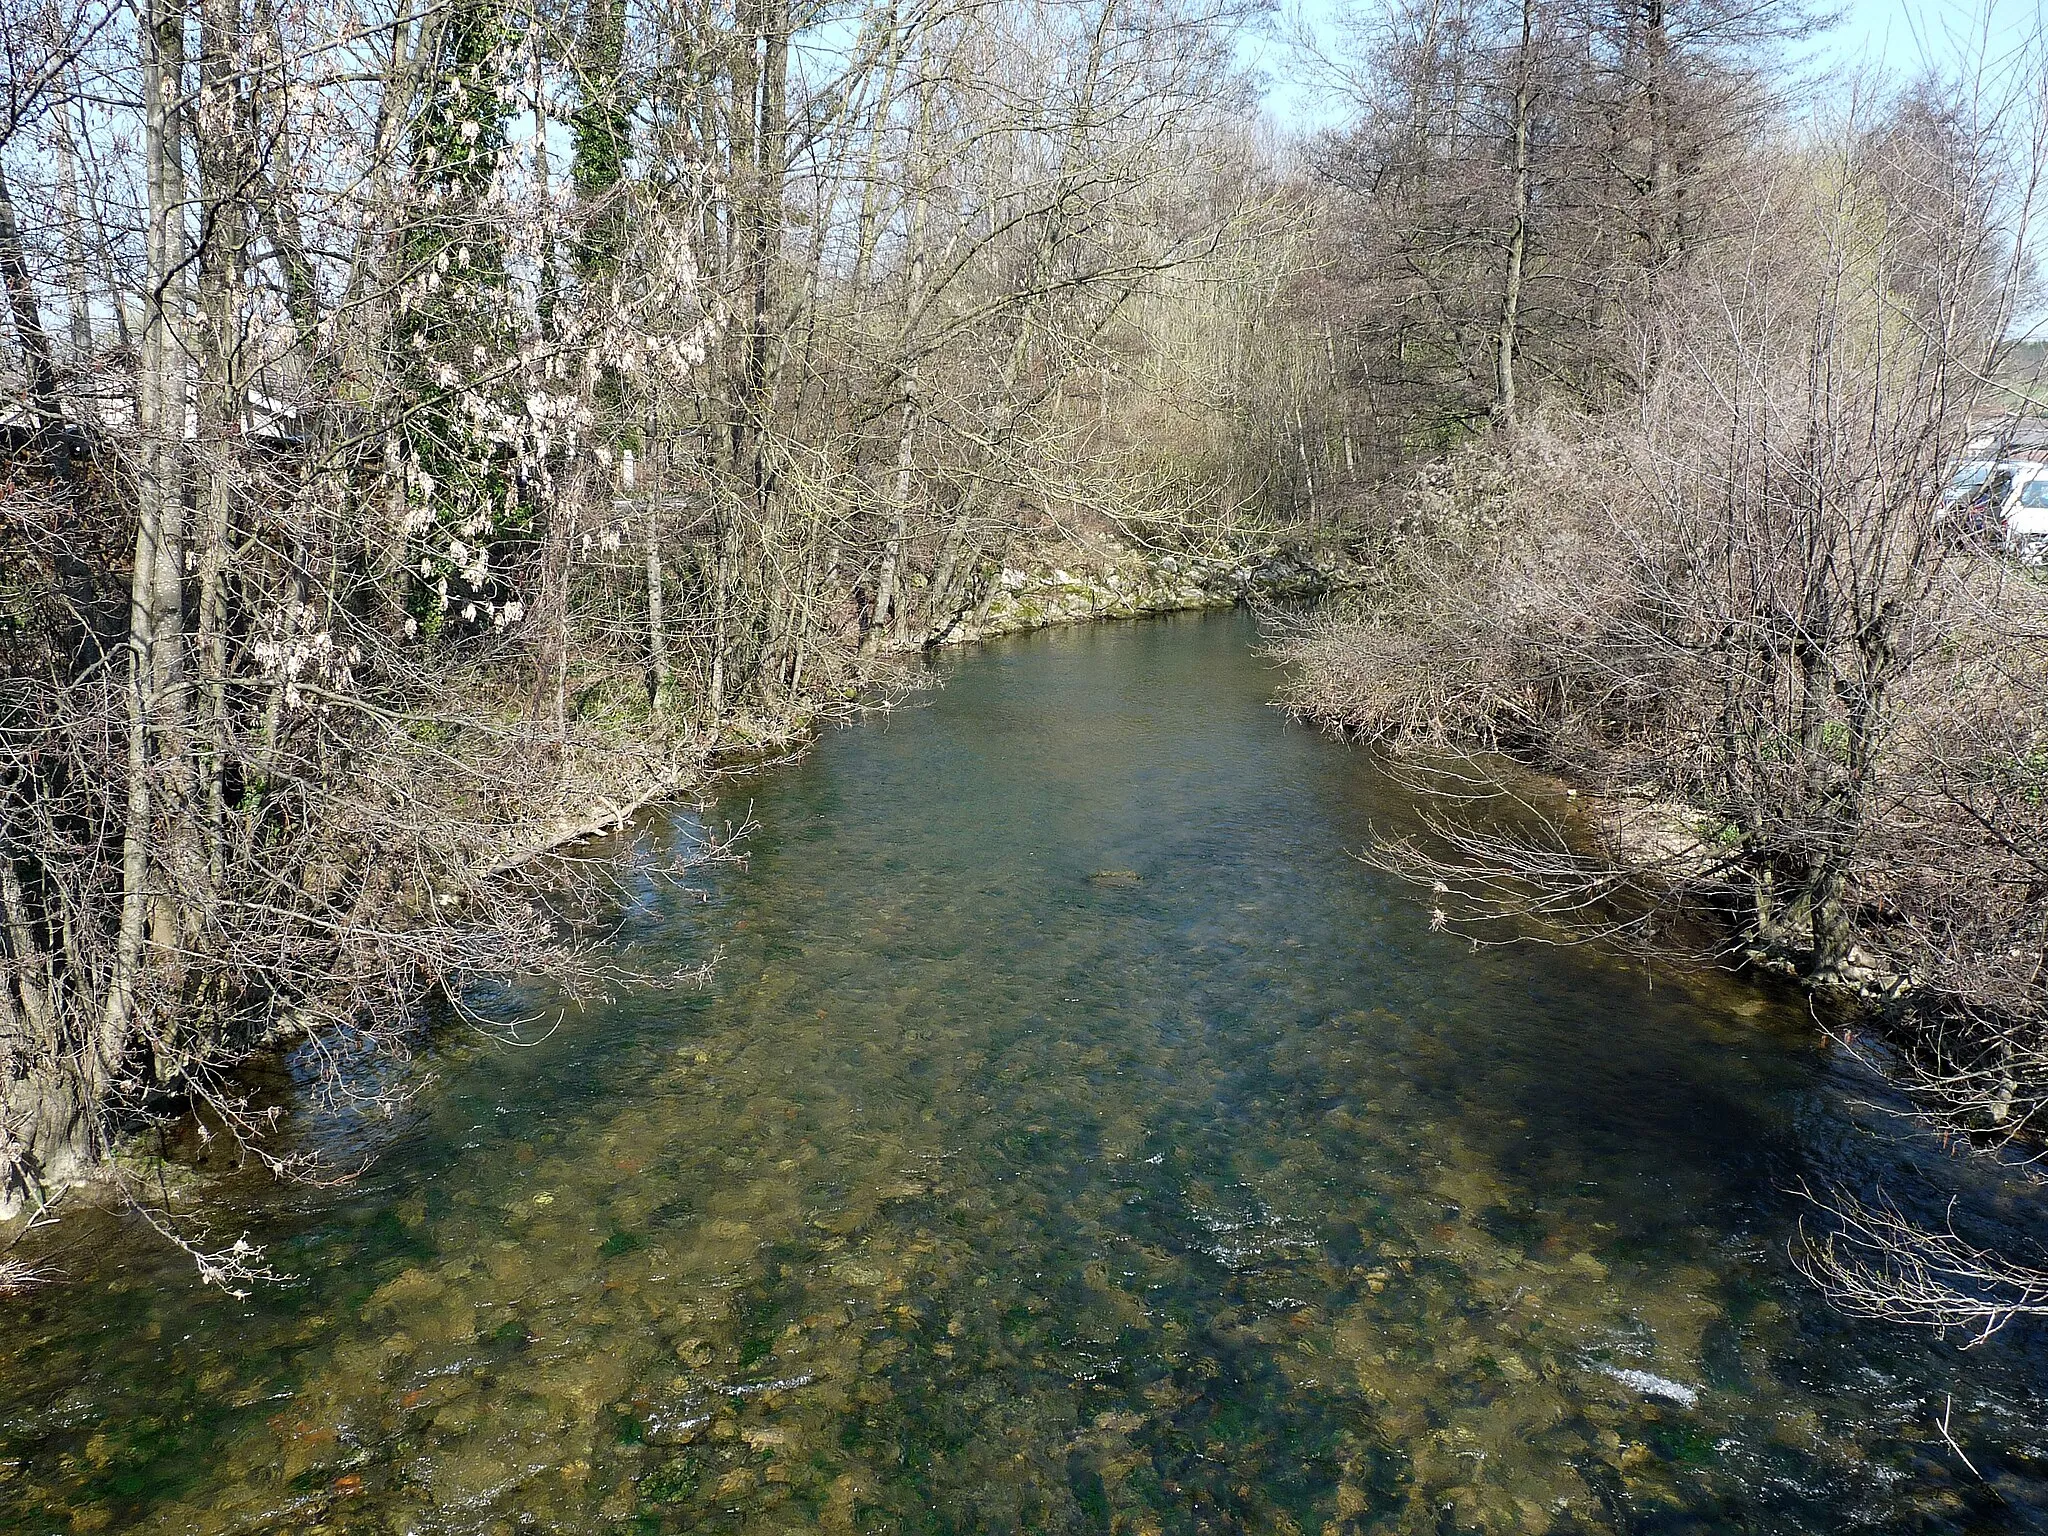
top-left (1792, 1181), bottom-right (2048, 1344)
top-left (482, 762), bottom-right (695, 878)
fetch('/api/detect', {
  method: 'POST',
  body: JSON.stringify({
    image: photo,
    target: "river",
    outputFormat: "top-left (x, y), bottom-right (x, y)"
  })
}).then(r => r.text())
top-left (2, 607), bottom-right (2045, 1533)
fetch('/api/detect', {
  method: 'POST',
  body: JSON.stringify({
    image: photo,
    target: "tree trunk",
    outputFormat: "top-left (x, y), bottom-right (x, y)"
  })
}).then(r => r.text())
top-left (646, 446), bottom-right (670, 714)
top-left (1294, 394), bottom-right (1318, 522)
top-left (867, 402), bottom-right (915, 649)
top-left (103, 0), bottom-right (194, 1100)
top-left (0, 164), bottom-right (63, 433)
top-left (863, 72), bottom-right (933, 653)
top-left (1325, 322), bottom-right (1356, 481)
top-left (194, 0), bottom-right (250, 898)
top-left (1643, 0), bottom-right (1673, 265)
top-left (54, 87), bottom-right (94, 374)
top-left (847, 0), bottom-right (905, 299)
top-left (1494, 0), bottom-right (1532, 429)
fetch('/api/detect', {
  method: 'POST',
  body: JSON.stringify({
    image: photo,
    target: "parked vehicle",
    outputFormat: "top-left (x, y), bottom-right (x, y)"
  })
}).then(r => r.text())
top-left (1939, 458), bottom-right (2048, 560)
top-left (2008, 470), bottom-right (2048, 561)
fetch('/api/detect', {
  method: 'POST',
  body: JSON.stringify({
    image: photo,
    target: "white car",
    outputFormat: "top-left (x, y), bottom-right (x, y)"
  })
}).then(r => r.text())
top-left (1942, 459), bottom-right (2048, 560)
top-left (2009, 471), bottom-right (2048, 561)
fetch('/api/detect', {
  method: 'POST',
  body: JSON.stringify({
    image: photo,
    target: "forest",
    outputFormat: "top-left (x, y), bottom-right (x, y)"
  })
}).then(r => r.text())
top-left (2, 0), bottom-right (2047, 1332)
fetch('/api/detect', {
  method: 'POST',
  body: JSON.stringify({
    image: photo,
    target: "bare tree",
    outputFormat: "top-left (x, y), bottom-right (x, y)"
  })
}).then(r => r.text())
top-left (1281, 38), bottom-right (2048, 1330)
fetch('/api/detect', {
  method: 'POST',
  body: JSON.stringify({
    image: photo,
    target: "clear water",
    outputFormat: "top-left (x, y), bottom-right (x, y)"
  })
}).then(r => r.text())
top-left (3, 608), bottom-right (2046, 1534)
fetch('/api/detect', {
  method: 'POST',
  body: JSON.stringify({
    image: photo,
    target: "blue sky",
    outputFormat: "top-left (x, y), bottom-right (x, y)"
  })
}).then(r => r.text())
top-left (1256, 0), bottom-right (2046, 132)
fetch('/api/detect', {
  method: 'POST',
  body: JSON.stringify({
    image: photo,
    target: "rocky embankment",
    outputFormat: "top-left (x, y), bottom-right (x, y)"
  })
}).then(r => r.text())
top-left (929, 540), bottom-right (1355, 646)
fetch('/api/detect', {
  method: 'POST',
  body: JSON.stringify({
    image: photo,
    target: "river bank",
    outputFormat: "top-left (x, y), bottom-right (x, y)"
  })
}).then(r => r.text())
top-left (1273, 559), bottom-right (2046, 1130)
top-left (925, 538), bottom-right (1355, 646)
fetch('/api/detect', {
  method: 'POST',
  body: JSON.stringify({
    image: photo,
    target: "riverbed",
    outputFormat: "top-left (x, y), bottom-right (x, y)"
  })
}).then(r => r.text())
top-left (2, 608), bottom-right (2045, 1532)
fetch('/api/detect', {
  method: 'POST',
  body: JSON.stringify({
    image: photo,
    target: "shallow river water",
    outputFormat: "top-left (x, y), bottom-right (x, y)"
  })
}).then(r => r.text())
top-left (5, 608), bottom-right (2048, 1534)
